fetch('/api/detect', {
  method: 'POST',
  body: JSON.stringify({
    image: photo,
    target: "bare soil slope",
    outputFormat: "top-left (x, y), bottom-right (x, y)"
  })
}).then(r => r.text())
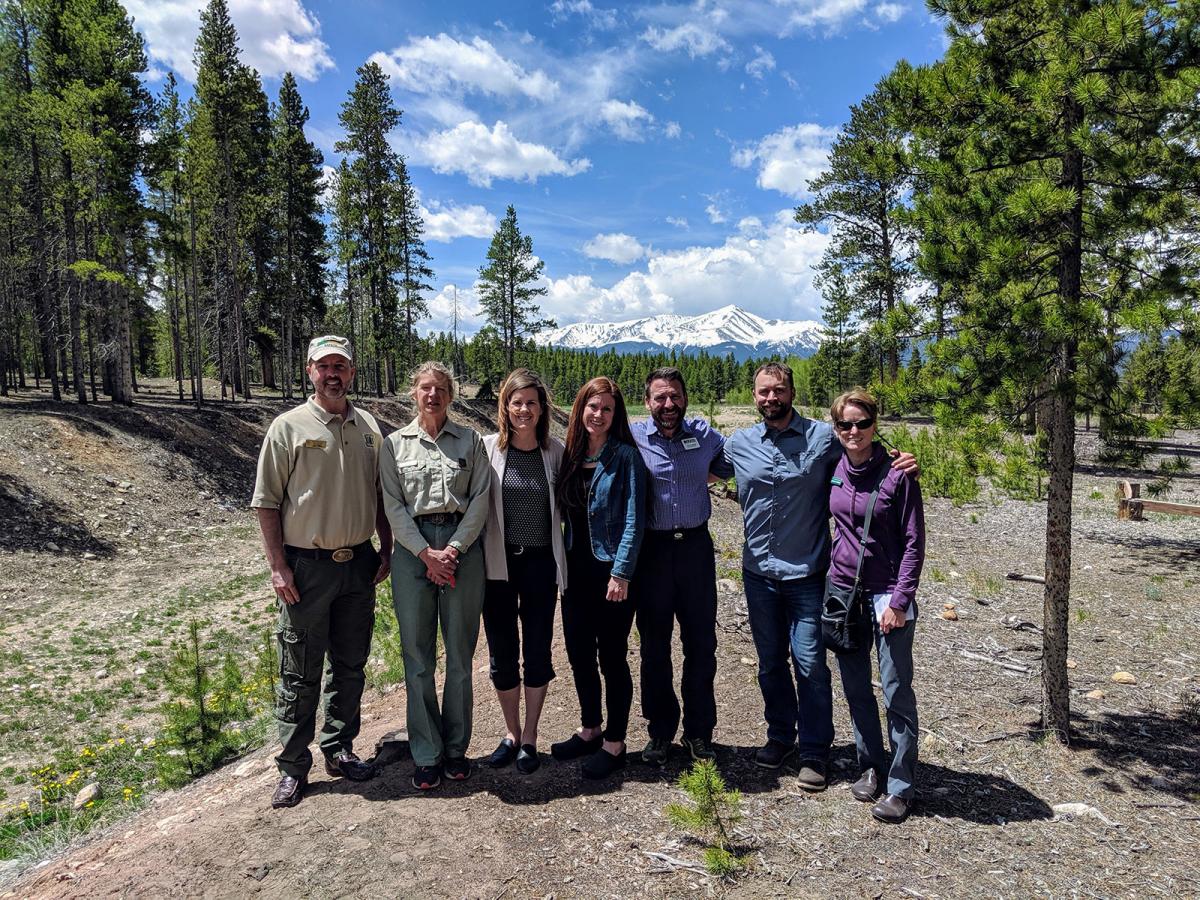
top-left (2, 386), bottom-right (1198, 898)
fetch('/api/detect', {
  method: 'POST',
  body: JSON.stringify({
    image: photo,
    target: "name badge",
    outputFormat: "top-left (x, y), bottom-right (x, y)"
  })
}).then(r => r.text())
top-left (830, 476), bottom-right (843, 486)
top-left (681, 437), bottom-right (700, 450)
top-left (303, 439), bottom-right (327, 449)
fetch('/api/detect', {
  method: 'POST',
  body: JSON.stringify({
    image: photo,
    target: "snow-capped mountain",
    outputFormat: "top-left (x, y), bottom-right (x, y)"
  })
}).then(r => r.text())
top-left (538, 305), bottom-right (823, 361)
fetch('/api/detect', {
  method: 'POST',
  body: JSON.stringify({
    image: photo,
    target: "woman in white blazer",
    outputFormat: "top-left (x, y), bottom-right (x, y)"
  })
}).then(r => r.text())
top-left (481, 369), bottom-right (567, 774)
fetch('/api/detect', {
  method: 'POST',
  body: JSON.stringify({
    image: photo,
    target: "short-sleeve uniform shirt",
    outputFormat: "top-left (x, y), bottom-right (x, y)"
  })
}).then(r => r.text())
top-left (250, 397), bottom-right (382, 549)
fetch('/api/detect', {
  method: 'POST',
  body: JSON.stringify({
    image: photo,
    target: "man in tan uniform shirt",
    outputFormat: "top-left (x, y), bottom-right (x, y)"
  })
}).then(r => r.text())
top-left (251, 335), bottom-right (392, 808)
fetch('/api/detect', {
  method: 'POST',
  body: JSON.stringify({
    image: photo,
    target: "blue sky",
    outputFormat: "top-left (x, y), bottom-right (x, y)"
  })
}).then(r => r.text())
top-left (125, 0), bottom-right (947, 335)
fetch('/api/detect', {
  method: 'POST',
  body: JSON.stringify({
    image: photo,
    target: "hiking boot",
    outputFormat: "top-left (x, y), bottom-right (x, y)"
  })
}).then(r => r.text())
top-left (323, 750), bottom-right (376, 782)
top-left (641, 737), bottom-right (671, 767)
top-left (271, 774), bottom-right (306, 809)
top-left (753, 739), bottom-right (795, 770)
top-left (682, 736), bottom-right (716, 761)
top-left (796, 758), bottom-right (827, 792)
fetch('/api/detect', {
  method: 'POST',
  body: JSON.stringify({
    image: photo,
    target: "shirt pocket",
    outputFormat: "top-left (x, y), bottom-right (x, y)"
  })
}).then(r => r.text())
top-left (396, 459), bottom-right (427, 502)
top-left (786, 449), bottom-right (816, 477)
top-left (441, 455), bottom-right (471, 497)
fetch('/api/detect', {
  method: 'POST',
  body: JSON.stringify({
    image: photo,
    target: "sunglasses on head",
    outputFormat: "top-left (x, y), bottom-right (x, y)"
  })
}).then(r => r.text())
top-left (834, 418), bottom-right (875, 432)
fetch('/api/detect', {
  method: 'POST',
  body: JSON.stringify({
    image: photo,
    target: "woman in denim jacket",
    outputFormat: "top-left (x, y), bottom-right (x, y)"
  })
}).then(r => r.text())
top-left (550, 376), bottom-right (647, 779)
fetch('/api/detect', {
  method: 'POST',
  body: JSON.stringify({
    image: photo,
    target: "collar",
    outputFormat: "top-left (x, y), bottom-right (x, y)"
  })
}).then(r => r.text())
top-left (306, 396), bottom-right (357, 426)
top-left (758, 408), bottom-right (804, 439)
top-left (644, 417), bottom-right (695, 439)
top-left (399, 415), bottom-right (465, 441)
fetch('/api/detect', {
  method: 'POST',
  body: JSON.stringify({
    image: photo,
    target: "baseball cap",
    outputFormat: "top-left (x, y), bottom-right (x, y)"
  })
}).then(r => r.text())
top-left (307, 335), bottom-right (353, 362)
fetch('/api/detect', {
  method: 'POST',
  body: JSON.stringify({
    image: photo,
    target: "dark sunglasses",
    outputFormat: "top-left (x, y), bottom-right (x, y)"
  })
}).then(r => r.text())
top-left (834, 418), bottom-right (875, 432)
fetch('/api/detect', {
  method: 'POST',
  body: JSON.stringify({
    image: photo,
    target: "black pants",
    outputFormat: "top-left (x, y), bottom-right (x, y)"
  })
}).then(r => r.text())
top-left (561, 548), bottom-right (636, 742)
top-left (482, 545), bottom-right (558, 691)
top-left (635, 527), bottom-right (718, 742)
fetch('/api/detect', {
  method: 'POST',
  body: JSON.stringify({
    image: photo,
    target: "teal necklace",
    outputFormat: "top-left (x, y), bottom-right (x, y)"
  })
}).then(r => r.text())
top-left (584, 443), bottom-right (604, 463)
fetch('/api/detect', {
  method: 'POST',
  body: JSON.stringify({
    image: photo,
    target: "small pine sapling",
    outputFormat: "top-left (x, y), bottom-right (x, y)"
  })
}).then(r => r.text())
top-left (664, 760), bottom-right (749, 877)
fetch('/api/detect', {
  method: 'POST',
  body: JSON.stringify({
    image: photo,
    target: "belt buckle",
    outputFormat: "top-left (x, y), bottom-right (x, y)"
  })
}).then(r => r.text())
top-left (331, 547), bottom-right (354, 563)
top-left (672, 531), bottom-right (684, 541)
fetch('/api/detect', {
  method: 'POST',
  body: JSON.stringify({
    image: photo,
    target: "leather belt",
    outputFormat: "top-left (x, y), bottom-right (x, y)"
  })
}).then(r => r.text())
top-left (647, 524), bottom-right (709, 541)
top-left (414, 512), bottom-right (463, 526)
top-left (506, 543), bottom-right (550, 557)
top-left (285, 541), bottom-right (372, 562)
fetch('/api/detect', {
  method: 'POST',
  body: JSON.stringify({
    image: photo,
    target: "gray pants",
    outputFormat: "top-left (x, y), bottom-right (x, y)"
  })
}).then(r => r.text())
top-left (392, 519), bottom-right (485, 767)
top-left (275, 547), bottom-right (378, 779)
top-left (836, 605), bottom-right (919, 800)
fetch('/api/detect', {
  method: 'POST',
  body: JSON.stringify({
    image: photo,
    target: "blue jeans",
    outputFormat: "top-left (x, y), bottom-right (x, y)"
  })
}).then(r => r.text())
top-left (836, 599), bottom-right (919, 800)
top-left (742, 569), bottom-right (834, 759)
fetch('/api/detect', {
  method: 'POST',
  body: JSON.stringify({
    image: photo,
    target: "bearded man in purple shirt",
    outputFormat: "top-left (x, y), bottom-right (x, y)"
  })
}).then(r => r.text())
top-left (631, 367), bottom-right (734, 766)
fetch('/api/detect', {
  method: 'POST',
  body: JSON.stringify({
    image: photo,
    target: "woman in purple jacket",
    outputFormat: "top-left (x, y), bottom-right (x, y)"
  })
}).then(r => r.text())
top-left (828, 388), bottom-right (924, 824)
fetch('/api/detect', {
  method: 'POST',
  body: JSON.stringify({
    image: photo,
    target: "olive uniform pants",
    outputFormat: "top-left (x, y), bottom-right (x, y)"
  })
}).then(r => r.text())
top-left (275, 547), bottom-right (378, 779)
top-left (391, 518), bottom-right (486, 767)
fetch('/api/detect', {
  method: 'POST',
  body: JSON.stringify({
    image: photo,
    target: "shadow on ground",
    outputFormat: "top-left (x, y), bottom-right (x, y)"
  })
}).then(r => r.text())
top-left (1072, 709), bottom-right (1200, 800)
top-left (0, 471), bottom-right (117, 556)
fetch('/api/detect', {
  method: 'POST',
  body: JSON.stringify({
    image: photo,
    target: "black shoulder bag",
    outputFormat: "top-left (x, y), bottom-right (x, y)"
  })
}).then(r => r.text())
top-left (822, 463), bottom-right (888, 655)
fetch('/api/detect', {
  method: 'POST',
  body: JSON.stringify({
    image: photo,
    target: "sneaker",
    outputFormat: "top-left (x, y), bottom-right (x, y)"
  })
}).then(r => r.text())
top-left (443, 757), bottom-right (471, 781)
top-left (641, 737), bottom-right (671, 767)
top-left (753, 739), bottom-right (795, 770)
top-left (682, 736), bottom-right (716, 761)
top-left (796, 758), bottom-right (827, 792)
top-left (411, 764), bottom-right (442, 790)
top-left (581, 747), bottom-right (626, 780)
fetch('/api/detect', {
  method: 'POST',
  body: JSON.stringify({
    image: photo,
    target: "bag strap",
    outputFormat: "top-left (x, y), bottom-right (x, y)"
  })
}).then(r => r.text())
top-left (849, 457), bottom-right (890, 589)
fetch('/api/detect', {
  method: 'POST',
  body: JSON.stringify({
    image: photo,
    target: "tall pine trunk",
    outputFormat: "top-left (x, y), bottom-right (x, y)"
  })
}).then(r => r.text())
top-left (1042, 124), bottom-right (1084, 744)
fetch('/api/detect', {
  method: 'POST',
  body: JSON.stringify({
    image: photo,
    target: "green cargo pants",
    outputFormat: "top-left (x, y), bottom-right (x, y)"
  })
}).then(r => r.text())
top-left (391, 519), bottom-right (485, 767)
top-left (275, 546), bottom-right (378, 779)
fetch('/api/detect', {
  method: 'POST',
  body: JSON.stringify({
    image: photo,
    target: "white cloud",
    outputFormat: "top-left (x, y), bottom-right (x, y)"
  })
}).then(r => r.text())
top-left (874, 2), bottom-right (906, 23)
top-left (666, 216), bottom-right (689, 229)
top-left (664, 121), bottom-right (682, 139)
top-left (583, 233), bottom-right (647, 264)
top-left (369, 34), bottom-right (558, 102)
top-left (745, 45), bottom-right (776, 79)
top-left (550, 0), bottom-right (619, 29)
top-left (599, 99), bottom-right (654, 141)
top-left (640, 22), bottom-right (731, 57)
top-left (542, 211), bottom-right (830, 322)
top-left (732, 123), bottom-right (838, 198)
top-left (413, 121), bottom-right (591, 187)
top-left (702, 192), bottom-right (729, 224)
top-left (419, 199), bottom-right (498, 242)
top-left (125, 0), bottom-right (333, 82)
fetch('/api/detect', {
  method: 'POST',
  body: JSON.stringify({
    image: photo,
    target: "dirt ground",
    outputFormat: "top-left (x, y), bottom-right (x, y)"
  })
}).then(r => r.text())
top-left (2, 381), bottom-right (1198, 898)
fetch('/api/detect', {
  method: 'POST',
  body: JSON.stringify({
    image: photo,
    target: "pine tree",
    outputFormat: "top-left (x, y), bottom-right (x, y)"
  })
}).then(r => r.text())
top-left (795, 83), bottom-right (917, 385)
top-left (895, 0), bottom-right (1200, 740)
top-left (268, 72), bottom-right (326, 399)
top-left (392, 160), bottom-right (431, 377)
top-left (478, 205), bottom-right (554, 371)
top-left (336, 61), bottom-right (402, 394)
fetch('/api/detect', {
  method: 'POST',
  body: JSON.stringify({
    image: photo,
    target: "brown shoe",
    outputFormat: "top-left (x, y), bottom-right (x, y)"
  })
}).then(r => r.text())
top-left (324, 750), bottom-right (376, 782)
top-left (871, 793), bottom-right (911, 823)
top-left (851, 769), bottom-right (882, 802)
top-left (271, 774), bottom-right (306, 809)
top-left (795, 759), bottom-right (827, 792)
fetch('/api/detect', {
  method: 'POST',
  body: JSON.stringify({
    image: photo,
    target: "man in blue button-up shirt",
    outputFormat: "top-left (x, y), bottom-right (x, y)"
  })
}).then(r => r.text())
top-left (722, 362), bottom-right (915, 791)
top-left (631, 368), bottom-right (733, 766)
